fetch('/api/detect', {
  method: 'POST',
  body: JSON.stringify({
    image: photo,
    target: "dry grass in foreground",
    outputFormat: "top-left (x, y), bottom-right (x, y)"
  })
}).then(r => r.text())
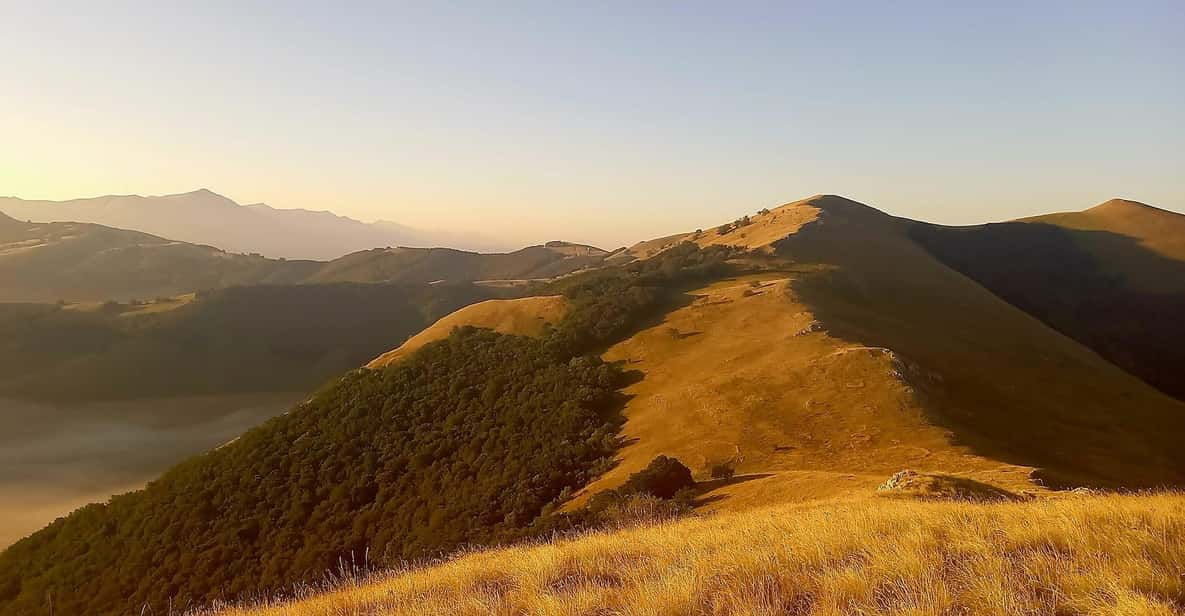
top-left (213, 493), bottom-right (1185, 616)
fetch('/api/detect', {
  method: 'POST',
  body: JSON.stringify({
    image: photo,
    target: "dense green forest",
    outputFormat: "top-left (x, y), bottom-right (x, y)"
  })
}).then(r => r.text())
top-left (0, 282), bottom-right (499, 401)
top-left (0, 243), bottom-right (738, 615)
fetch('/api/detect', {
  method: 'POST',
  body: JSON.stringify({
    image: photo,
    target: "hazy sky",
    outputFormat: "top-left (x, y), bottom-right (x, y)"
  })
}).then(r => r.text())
top-left (2, 1), bottom-right (1182, 248)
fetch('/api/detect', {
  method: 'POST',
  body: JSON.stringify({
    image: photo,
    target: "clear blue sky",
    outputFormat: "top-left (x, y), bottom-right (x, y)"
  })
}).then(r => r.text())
top-left (2, 1), bottom-right (1182, 248)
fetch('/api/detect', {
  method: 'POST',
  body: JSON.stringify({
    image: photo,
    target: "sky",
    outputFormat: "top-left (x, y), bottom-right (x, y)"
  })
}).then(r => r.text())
top-left (1, 1), bottom-right (1182, 249)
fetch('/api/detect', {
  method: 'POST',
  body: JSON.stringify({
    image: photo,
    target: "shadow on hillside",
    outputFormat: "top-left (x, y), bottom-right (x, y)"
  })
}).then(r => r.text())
top-left (911, 221), bottom-right (1185, 403)
top-left (693, 473), bottom-right (775, 506)
top-left (774, 210), bottom-right (1185, 490)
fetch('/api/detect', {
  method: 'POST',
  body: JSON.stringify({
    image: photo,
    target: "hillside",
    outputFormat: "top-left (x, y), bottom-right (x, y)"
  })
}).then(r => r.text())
top-left (563, 196), bottom-right (1185, 512)
top-left (0, 189), bottom-right (499, 260)
top-left (0, 212), bottom-right (317, 303)
top-left (0, 282), bottom-right (499, 401)
top-left (0, 243), bottom-right (730, 615)
top-left (367, 295), bottom-right (567, 368)
top-left (913, 198), bottom-right (1185, 400)
top-left (217, 492), bottom-right (1185, 616)
top-left (0, 210), bottom-right (612, 303)
top-left (307, 241), bottom-right (611, 285)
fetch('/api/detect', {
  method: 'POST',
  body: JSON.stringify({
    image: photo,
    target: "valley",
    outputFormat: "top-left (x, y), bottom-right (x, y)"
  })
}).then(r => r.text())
top-left (0, 393), bottom-right (297, 548)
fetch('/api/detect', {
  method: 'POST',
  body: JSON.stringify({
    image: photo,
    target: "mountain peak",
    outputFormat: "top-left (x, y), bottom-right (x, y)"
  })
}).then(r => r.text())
top-left (1090, 198), bottom-right (1155, 212)
top-left (1086, 198), bottom-right (1180, 221)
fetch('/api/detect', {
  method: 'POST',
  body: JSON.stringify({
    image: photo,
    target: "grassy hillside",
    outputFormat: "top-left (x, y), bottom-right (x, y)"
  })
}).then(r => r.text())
top-left (308, 242), bottom-right (611, 285)
top-left (776, 196), bottom-right (1185, 488)
top-left (0, 211), bottom-right (611, 303)
top-left (913, 199), bottom-right (1185, 401)
top-left (0, 282), bottom-right (498, 401)
top-left (0, 213), bottom-right (317, 303)
top-left (367, 295), bottom-right (568, 368)
top-left (562, 196), bottom-right (1185, 514)
top-left (214, 492), bottom-right (1185, 616)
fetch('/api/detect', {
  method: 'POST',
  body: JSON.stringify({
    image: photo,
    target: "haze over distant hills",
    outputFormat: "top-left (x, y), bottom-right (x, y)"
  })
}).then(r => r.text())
top-left (0, 210), bottom-right (610, 302)
top-left (0, 189), bottom-right (505, 260)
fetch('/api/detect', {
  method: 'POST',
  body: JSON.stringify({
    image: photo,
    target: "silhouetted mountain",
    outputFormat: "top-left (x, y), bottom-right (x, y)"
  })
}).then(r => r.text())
top-left (0, 189), bottom-right (503, 260)
top-left (0, 214), bottom-right (316, 303)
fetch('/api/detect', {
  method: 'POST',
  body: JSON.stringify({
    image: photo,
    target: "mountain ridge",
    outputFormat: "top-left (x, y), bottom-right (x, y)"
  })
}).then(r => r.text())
top-left (0, 189), bottom-right (504, 260)
top-left (0, 214), bottom-right (612, 303)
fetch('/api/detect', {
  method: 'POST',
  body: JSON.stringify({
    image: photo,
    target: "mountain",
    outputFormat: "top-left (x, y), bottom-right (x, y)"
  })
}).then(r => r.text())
top-left (912, 198), bottom-right (1185, 400)
top-left (0, 282), bottom-right (502, 402)
top-left (0, 211), bottom-right (611, 303)
top-left (308, 241), bottom-right (613, 285)
top-left (0, 212), bottom-right (317, 303)
top-left (4, 196), bottom-right (1185, 615)
top-left (0, 189), bottom-right (502, 260)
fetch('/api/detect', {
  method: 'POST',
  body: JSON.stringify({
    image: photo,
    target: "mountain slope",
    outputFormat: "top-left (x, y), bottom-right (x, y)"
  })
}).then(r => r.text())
top-left (221, 493), bottom-right (1185, 616)
top-left (1022, 198), bottom-right (1185, 269)
top-left (0, 243), bottom-right (729, 616)
top-left (0, 283), bottom-right (499, 401)
top-left (367, 295), bottom-right (567, 368)
top-left (913, 198), bottom-right (1185, 401)
top-left (374, 195), bottom-right (1185, 511)
top-left (308, 241), bottom-right (611, 285)
top-left (0, 189), bottom-right (499, 260)
top-left (0, 213), bottom-right (317, 303)
top-left (0, 211), bottom-right (610, 303)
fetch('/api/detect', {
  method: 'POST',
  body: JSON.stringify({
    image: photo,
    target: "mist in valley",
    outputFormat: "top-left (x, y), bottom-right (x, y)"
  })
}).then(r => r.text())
top-left (0, 393), bottom-right (297, 547)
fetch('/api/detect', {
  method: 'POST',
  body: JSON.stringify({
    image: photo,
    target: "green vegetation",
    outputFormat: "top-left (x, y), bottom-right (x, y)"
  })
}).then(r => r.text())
top-left (543, 241), bottom-right (737, 356)
top-left (0, 244), bottom-right (738, 616)
top-left (0, 283), bottom-right (498, 401)
top-left (0, 328), bottom-right (628, 615)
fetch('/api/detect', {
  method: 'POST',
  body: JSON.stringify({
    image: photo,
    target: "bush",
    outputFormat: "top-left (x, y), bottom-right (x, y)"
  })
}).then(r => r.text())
top-left (621, 456), bottom-right (695, 499)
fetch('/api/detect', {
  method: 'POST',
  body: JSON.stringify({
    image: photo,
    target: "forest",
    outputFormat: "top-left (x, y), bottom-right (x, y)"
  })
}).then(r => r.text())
top-left (0, 243), bottom-right (736, 615)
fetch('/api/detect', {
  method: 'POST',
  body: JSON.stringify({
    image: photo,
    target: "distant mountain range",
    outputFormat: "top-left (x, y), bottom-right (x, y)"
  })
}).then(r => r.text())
top-left (0, 210), bottom-right (611, 303)
top-left (0, 189), bottom-right (505, 260)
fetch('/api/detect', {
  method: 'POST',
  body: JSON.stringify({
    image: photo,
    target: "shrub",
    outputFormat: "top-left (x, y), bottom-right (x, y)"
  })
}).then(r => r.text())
top-left (621, 456), bottom-right (695, 499)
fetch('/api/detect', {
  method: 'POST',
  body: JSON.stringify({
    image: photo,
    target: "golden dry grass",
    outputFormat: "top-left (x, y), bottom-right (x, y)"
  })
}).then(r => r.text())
top-left (216, 492), bottom-right (1185, 616)
top-left (367, 295), bottom-right (567, 368)
top-left (622, 197), bottom-right (819, 260)
top-left (572, 271), bottom-right (1036, 512)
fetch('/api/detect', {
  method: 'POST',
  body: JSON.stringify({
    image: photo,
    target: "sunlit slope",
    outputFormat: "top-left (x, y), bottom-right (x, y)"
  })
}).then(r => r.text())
top-left (367, 295), bottom-right (566, 368)
top-left (222, 492), bottom-right (1185, 616)
top-left (622, 197), bottom-right (819, 259)
top-left (374, 195), bottom-right (1185, 505)
top-left (575, 271), bottom-right (1034, 510)
top-left (310, 242), bottom-right (609, 285)
top-left (779, 196), bottom-right (1185, 488)
top-left (586, 195), bottom-right (1185, 504)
